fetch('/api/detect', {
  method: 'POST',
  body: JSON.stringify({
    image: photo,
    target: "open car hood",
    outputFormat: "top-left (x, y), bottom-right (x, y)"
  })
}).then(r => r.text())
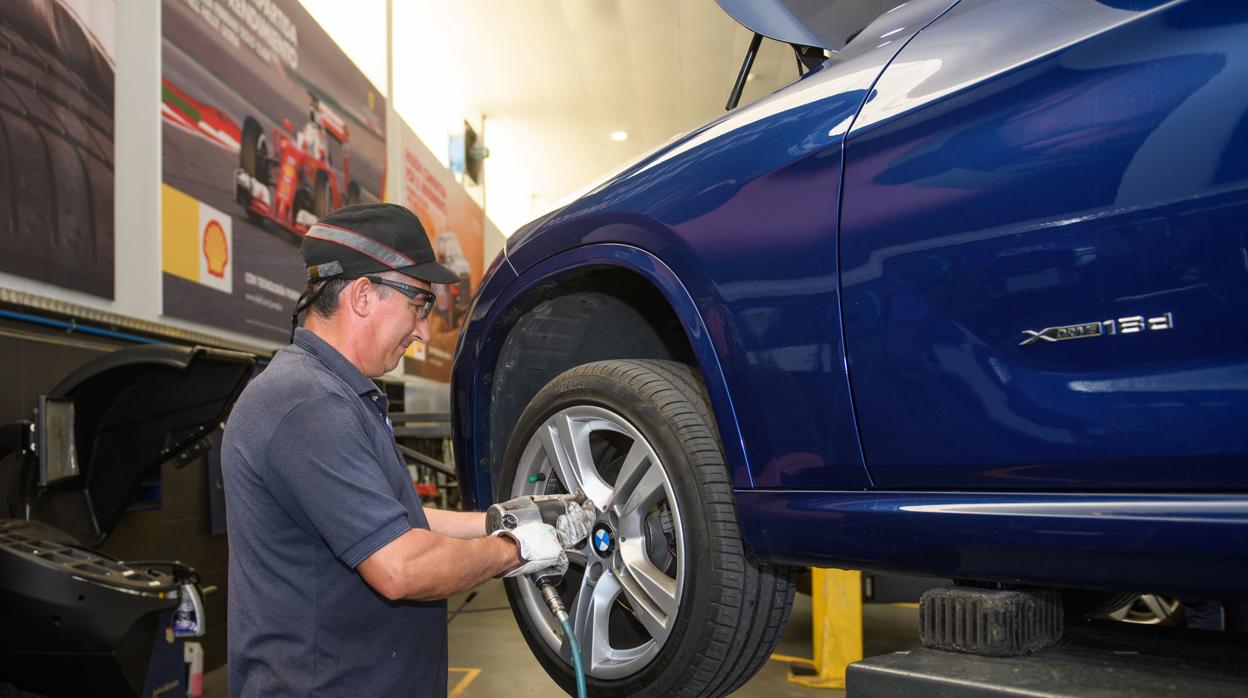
top-left (26, 345), bottom-right (255, 545)
top-left (715, 0), bottom-right (902, 52)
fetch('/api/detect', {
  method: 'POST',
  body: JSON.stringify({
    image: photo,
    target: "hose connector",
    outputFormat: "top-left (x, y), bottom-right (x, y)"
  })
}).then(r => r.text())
top-left (538, 580), bottom-right (569, 624)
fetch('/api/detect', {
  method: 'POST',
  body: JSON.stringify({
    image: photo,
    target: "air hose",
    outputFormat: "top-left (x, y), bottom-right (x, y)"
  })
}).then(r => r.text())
top-left (561, 618), bottom-right (588, 698)
top-left (538, 580), bottom-right (587, 698)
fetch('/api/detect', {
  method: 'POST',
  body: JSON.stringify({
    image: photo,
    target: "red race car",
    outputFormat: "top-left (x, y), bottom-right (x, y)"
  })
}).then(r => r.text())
top-left (234, 95), bottom-right (360, 236)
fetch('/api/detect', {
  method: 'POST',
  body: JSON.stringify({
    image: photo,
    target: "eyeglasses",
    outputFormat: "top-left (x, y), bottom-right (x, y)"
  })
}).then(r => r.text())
top-left (364, 276), bottom-right (436, 320)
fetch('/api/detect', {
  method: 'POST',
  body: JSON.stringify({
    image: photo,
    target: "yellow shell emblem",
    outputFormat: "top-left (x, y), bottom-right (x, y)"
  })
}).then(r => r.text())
top-left (202, 220), bottom-right (229, 278)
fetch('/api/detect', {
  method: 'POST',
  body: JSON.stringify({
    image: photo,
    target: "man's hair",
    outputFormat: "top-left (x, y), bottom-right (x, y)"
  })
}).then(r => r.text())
top-left (305, 272), bottom-right (400, 319)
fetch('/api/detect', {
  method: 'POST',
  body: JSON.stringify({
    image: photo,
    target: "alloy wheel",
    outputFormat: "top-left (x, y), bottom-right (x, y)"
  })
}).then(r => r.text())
top-left (511, 405), bottom-right (685, 680)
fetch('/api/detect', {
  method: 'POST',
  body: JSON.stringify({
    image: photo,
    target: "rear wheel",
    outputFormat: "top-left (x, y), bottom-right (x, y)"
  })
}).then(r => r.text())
top-left (313, 169), bottom-right (333, 218)
top-left (500, 360), bottom-right (796, 697)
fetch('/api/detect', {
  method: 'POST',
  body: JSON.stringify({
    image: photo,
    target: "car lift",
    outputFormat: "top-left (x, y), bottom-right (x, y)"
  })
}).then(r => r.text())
top-left (787, 574), bottom-right (1248, 696)
top-left (848, 616), bottom-right (1248, 696)
top-left (784, 568), bottom-right (864, 689)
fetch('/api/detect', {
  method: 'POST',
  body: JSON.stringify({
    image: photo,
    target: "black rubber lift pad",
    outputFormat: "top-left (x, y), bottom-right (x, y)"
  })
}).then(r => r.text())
top-left (847, 620), bottom-right (1248, 697)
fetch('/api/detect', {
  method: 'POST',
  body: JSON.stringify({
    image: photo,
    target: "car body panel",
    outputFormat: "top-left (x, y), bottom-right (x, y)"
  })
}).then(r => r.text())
top-left (735, 489), bottom-right (1248, 597)
top-left (500, 0), bottom-right (957, 491)
top-left (839, 0), bottom-right (1248, 489)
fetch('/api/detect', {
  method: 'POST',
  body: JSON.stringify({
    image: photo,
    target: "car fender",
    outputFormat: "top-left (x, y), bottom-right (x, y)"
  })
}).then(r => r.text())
top-left (451, 243), bottom-right (751, 509)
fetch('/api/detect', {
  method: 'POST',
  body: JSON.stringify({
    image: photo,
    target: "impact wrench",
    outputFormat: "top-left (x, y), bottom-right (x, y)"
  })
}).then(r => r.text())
top-left (487, 493), bottom-right (591, 698)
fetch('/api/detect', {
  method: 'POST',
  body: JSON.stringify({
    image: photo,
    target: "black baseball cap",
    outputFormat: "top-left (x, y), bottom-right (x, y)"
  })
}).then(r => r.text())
top-left (301, 203), bottom-right (460, 285)
top-left (290, 203), bottom-right (459, 341)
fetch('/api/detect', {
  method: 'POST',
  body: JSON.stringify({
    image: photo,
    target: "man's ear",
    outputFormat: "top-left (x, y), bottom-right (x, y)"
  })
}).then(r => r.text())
top-left (344, 277), bottom-right (375, 317)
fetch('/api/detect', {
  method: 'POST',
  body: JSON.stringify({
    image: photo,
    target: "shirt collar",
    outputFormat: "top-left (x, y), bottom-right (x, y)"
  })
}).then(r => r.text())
top-left (292, 327), bottom-right (384, 398)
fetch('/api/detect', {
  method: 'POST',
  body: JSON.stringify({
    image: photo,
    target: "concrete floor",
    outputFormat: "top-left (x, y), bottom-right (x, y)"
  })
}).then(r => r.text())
top-left (204, 579), bottom-right (921, 696)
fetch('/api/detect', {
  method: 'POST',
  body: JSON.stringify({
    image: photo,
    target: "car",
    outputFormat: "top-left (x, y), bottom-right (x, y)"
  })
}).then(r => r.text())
top-left (234, 93), bottom-right (361, 236)
top-left (450, 0), bottom-right (1248, 695)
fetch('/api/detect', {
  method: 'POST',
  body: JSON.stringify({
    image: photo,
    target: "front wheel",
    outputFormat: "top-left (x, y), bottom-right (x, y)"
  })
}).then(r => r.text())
top-left (499, 360), bottom-right (795, 697)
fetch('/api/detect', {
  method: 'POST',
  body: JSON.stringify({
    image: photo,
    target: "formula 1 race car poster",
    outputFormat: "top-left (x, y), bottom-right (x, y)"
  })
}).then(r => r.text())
top-left (398, 122), bottom-right (484, 383)
top-left (0, 0), bottom-right (115, 299)
top-left (160, 0), bottom-right (386, 342)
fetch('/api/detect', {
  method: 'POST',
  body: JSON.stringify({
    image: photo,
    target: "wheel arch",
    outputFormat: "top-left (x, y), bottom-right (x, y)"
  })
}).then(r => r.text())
top-left (458, 244), bottom-right (753, 509)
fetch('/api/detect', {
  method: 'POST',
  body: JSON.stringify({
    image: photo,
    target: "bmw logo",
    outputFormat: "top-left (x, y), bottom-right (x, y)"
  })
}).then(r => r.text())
top-left (592, 524), bottom-right (614, 557)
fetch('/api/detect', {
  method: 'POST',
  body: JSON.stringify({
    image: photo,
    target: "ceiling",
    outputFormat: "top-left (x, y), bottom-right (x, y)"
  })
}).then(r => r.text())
top-left (303, 0), bottom-right (803, 236)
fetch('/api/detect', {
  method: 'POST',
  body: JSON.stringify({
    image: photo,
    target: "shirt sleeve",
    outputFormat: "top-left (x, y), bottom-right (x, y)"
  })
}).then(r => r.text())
top-left (263, 395), bottom-right (412, 569)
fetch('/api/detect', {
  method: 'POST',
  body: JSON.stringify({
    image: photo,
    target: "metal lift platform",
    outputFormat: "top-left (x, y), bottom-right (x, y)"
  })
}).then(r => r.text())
top-left (847, 619), bottom-right (1248, 697)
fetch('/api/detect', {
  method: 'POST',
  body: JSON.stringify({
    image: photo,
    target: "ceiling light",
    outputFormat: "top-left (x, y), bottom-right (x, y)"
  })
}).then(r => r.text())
top-left (610, 131), bottom-right (628, 142)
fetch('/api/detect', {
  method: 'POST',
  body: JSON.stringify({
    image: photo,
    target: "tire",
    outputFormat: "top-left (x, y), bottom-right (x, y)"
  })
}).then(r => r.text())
top-left (239, 116), bottom-right (269, 186)
top-left (313, 169), bottom-right (333, 218)
top-left (499, 360), bottom-right (796, 697)
top-left (1062, 590), bottom-right (1183, 625)
top-left (0, 0), bottom-right (114, 298)
top-left (1061, 590), bottom-right (1138, 620)
top-left (293, 187), bottom-right (314, 226)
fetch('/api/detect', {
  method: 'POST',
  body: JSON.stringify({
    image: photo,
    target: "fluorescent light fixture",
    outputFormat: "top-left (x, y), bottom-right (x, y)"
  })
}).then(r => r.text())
top-left (610, 131), bottom-right (629, 142)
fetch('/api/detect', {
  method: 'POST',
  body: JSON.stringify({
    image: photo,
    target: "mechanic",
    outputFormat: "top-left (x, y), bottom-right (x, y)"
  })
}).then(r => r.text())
top-left (221, 203), bottom-right (590, 696)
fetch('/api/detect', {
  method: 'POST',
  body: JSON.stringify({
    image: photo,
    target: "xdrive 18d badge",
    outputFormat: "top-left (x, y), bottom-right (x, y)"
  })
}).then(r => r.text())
top-left (1020, 313), bottom-right (1174, 346)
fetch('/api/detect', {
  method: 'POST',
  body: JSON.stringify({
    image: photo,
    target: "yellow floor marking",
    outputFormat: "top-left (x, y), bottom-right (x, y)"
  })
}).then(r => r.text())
top-left (769, 652), bottom-right (815, 666)
top-left (448, 667), bottom-right (482, 697)
top-left (890, 602), bottom-right (920, 609)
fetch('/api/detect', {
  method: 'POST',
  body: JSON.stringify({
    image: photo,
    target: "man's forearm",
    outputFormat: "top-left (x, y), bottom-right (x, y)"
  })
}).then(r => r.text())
top-left (359, 527), bottom-right (521, 601)
top-left (424, 508), bottom-right (487, 539)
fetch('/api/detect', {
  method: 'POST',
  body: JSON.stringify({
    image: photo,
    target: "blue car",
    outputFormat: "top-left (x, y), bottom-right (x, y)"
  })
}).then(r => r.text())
top-left (451, 0), bottom-right (1248, 693)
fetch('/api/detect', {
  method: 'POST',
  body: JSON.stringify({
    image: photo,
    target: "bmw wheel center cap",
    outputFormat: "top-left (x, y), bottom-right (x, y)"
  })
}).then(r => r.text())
top-left (592, 523), bottom-right (615, 558)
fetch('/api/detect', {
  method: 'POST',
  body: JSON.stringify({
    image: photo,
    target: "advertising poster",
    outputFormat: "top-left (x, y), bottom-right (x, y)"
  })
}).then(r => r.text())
top-left (399, 122), bottom-right (484, 382)
top-left (0, 0), bottom-right (115, 298)
top-left (161, 0), bottom-right (386, 341)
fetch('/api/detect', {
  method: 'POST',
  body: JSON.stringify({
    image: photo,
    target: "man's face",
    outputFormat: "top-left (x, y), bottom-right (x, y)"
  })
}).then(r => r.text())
top-left (368, 275), bottom-right (433, 375)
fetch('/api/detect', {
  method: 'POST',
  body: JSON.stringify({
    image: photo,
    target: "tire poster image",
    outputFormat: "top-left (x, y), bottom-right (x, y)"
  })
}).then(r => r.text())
top-left (0, 1), bottom-right (115, 299)
top-left (161, 0), bottom-right (386, 342)
top-left (399, 122), bottom-right (483, 382)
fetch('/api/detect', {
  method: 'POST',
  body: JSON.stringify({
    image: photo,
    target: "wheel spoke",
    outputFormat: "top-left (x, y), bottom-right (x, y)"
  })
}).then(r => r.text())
top-left (1141, 594), bottom-right (1172, 620)
top-left (603, 440), bottom-right (650, 513)
top-left (564, 567), bottom-right (619, 671)
top-left (539, 413), bottom-right (613, 506)
top-left (538, 418), bottom-right (582, 495)
top-left (619, 462), bottom-right (666, 519)
top-left (618, 545), bottom-right (678, 639)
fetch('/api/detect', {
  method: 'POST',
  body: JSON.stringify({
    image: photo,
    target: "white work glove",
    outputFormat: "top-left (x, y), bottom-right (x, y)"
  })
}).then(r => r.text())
top-left (493, 522), bottom-right (568, 579)
top-left (555, 500), bottom-right (597, 549)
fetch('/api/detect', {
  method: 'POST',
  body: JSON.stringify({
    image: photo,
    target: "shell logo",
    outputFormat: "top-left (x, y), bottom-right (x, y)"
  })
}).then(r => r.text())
top-left (202, 219), bottom-right (229, 278)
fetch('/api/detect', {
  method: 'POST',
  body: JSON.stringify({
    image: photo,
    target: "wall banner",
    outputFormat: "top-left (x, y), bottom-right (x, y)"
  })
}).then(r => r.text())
top-left (0, 0), bottom-right (115, 298)
top-left (398, 121), bottom-right (484, 382)
top-left (161, 0), bottom-right (386, 341)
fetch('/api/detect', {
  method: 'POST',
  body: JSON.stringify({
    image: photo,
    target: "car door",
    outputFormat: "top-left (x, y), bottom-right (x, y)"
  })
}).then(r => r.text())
top-left (839, 0), bottom-right (1248, 489)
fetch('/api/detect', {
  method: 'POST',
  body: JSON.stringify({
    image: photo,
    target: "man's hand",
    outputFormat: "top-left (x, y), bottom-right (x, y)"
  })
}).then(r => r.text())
top-left (555, 500), bottom-right (596, 549)
top-left (493, 522), bottom-right (568, 579)
top-left (488, 493), bottom-right (598, 549)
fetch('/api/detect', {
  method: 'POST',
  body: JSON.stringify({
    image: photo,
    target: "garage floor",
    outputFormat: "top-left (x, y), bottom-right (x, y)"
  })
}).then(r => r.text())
top-left (203, 579), bottom-right (921, 696)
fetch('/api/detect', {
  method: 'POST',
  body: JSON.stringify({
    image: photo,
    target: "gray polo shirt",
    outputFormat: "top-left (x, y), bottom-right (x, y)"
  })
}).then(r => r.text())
top-left (222, 328), bottom-right (446, 697)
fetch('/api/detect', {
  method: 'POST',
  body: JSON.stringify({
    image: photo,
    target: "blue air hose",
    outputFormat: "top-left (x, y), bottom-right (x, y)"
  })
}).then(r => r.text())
top-left (536, 578), bottom-right (587, 698)
top-left (560, 617), bottom-right (587, 698)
